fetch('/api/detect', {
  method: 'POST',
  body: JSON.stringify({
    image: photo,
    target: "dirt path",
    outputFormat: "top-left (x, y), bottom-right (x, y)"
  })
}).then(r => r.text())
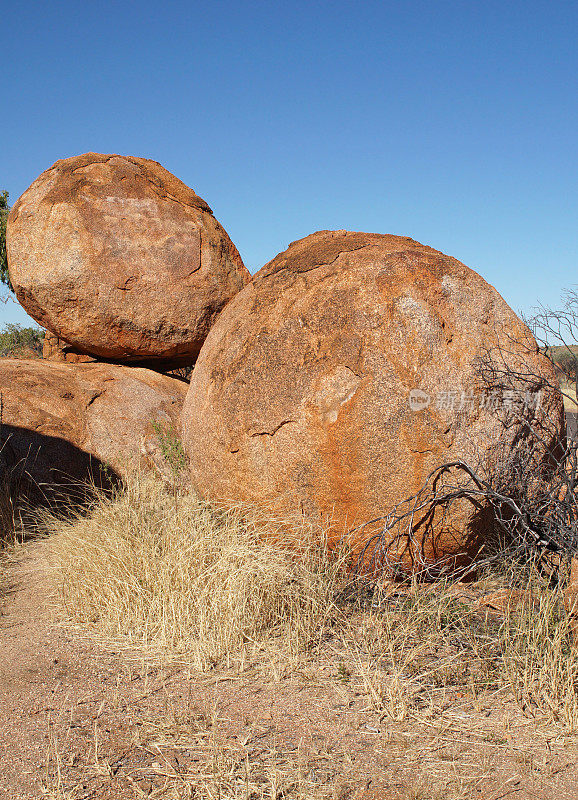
top-left (0, 542), bottom-right (110, 798)
top-left (0, 543), bottom-right (165, 799)
top-left (2, 543), bottom-right (578, 800)
top-left (0, 542), bottom-right (74, 798)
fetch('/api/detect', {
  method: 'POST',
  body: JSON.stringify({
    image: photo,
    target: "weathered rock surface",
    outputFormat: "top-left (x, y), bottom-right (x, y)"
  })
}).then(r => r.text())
top-left (42, 332), bottom-right (192, 374)
top-left (42, 332), bottom-right (96, 363)
top-left (7, 153), bottom-right (251, 366)
top-left (182, 230), bottom-right (563, 571)
top-left (0, 359), bottom-right (187, 490)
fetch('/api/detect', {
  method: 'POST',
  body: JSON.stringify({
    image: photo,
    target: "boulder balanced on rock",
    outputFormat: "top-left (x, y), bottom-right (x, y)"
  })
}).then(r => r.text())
top-left (7, 153), bottom-right (251, 368)
top-left (182, 230), bottom-right (563, 572)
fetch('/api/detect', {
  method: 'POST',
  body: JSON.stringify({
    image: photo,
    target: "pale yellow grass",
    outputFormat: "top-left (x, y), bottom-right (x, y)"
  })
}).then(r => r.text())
top-left (0, 474), bottom-right (15, 547)
top-left (500, 580), bottom-right (578, 728)
top-left (46, 473), bottom-right (348, 670)
top-left (0, 444), bottom-right (19, 546)
top-left (45, 472), bottom-right (578, 730)
top-left (560, 378), bottom-right (578, 411)
top-left (342, 569), bottom-right (578, 730)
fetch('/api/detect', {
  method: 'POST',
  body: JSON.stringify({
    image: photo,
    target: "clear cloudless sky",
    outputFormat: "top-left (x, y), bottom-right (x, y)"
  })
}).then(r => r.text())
top-left (1, 0), bottom-right (576, 327)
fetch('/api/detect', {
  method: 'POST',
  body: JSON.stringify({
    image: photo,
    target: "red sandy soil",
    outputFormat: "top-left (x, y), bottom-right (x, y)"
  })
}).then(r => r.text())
top-left (2, 543), bottom-right (578, 799)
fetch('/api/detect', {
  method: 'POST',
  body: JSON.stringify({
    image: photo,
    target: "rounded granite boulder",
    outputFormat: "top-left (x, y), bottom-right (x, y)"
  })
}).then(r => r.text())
top-left (7, 153), bottom-right (251, 366)
top-left (182, 230), bottom-right (563, 572)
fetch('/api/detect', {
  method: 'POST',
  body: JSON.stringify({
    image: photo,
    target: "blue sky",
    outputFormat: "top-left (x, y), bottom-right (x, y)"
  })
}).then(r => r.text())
top-left (1, 0), bottom-right (576, 328)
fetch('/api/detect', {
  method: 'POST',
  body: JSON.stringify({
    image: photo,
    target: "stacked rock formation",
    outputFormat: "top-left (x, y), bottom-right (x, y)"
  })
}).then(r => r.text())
top-left (4, 153), bottom-right (251, 489)
top-left (182, 230), bottom-right (564, 572)
top-left (3, 153), bottom-right (564, 573)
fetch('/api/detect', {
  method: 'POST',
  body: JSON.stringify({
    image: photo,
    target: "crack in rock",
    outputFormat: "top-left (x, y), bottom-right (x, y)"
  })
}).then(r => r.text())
top-left (249, 419), bottom-right (296, 438)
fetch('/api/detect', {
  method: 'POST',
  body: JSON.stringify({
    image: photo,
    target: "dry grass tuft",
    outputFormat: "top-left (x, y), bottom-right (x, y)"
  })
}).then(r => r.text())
top-left (47, 473), bottom-right (349, 670)
top-left (343, 579), bottom-right (503, 720)
top-left (0, 473), bottom-right (15, 546)
top-left (133, 706), bottom-right (336, 800)
top-left (499, 576), bottom-right (578, 728)
top-left (341, 567), bottom-right (578, 730)
top-left (43, 472), bottom-right (578, 733)
top-left (0, 445), bottom-right (19, 547)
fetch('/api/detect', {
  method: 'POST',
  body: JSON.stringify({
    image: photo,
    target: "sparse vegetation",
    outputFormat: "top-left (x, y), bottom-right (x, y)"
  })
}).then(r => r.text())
top-left (351, 565), bottom-right (578, 728)
top-left (28, 470), bottom-right (578, 797)
top-left (167, 364), bottom-right (194, 381)
top-left (0, 411), bottom-right (28, 547)
top-left (0, 460), bottom-right (17, 548)
top-left (43, 471), bottom-right (578, 729)
top-left (151, 420), bottom-right (189, 479)
top-left (549, 346), bottom-right (578, 379)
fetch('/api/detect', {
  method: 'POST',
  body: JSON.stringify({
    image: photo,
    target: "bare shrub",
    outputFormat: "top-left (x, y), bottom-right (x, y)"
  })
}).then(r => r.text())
top-left (333, 293), bottom-right (578, 727)
top-left (166, 364), bottom-right (194, 381)
top-left (351, 294), bottom-right (578, 579)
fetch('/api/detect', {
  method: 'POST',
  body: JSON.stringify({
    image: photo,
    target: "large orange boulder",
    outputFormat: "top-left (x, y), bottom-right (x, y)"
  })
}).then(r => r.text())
top-left (0, 359), bottom-right (187, 490)
top-left (182, 230), bottom-right (563, 572)
top-left (7, 153), bottom-right (251, 367)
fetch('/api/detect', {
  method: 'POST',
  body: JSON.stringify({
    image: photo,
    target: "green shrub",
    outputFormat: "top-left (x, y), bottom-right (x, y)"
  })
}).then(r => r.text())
top-left (151, 420), bottom-right (189, 477)
top-left (0, 323), bottom-right (44, 357)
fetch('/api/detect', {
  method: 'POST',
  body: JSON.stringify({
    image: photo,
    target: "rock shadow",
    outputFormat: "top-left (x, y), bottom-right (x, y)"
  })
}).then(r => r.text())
top-left (0, 424), bottom-right (122, 529)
